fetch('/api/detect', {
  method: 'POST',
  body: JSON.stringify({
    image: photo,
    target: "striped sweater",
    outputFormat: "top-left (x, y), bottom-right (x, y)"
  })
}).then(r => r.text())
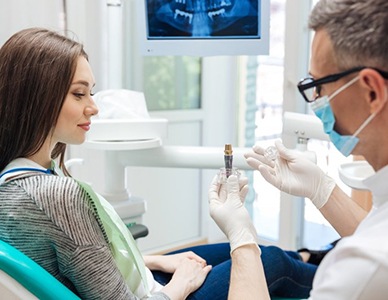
top-left (0, 172), bottom-right (169, 300)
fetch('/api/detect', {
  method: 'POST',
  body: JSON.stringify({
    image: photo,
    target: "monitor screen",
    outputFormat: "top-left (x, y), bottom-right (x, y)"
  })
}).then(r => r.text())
top-left (137, 0), bottom-right (270, 56)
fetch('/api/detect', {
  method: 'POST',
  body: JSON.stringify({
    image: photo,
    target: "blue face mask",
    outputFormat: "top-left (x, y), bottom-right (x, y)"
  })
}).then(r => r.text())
top-left (311, 76), bottom-right (376, 157)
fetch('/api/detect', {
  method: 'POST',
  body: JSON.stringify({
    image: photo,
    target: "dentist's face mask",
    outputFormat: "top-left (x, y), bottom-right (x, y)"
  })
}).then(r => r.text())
top-left (311, 76), bottom-right (376, 157)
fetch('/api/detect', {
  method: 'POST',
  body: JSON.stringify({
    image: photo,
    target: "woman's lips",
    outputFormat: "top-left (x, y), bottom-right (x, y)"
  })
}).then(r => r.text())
top-left (78, 122), bottom-right (91, 131)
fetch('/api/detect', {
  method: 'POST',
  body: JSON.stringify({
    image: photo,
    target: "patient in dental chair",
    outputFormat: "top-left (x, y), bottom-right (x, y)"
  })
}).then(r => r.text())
top-left (0, 28), bottom-right (327, 300)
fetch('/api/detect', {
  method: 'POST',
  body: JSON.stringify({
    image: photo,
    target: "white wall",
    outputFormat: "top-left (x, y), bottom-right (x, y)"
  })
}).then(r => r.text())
top-left (0, 0), bottom-right (242, 253)
top-left (0, 0), bottom-right (63, 44)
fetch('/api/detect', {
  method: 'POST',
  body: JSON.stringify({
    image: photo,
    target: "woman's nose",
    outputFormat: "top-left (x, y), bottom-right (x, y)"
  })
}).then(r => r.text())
top-left (87, 98), bottom-right (99, 116)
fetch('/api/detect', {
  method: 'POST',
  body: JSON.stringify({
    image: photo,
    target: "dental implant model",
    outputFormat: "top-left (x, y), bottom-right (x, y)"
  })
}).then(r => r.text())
top-left (224, 143), bottom-right (233, 178)
top-left (218, 143), bottom-right (240, 183)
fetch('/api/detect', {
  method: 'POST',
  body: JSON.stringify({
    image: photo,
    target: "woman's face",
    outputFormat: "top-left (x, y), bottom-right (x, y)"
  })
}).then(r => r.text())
top-left (53, 56), bottom-right (98, 145)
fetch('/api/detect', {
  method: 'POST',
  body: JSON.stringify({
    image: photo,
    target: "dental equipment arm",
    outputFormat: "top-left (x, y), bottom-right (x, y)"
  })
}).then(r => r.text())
top-left (113, 145), bottom-right (252, 170)
top-left (245, 140), bottom-right (368, 236)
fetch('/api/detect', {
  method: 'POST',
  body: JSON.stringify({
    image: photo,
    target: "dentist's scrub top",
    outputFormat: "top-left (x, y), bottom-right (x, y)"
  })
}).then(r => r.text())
top-left (309, 165), bottom-right (388, 300)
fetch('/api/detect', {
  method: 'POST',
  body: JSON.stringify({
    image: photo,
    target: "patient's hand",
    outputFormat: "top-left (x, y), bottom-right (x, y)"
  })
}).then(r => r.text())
top-left (144, 251), bottom-right (207, 273)
top-left (159, 255), bottom-right (212, 300)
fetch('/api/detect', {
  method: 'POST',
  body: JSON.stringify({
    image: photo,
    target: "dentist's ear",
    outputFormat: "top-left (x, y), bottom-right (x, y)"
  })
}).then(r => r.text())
top-left (359, 68), bottom-right (388, 114)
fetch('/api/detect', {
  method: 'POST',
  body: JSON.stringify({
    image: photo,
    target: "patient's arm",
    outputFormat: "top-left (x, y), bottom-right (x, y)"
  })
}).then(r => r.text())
top-left (320, 185), bottom-right (369, 237)
top-left (229, 244), bottom-right (270, 300)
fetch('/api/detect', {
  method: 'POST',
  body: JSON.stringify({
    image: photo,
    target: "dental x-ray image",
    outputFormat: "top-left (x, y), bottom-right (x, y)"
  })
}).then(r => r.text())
top-left (146, 0), bottom-right (260, 38)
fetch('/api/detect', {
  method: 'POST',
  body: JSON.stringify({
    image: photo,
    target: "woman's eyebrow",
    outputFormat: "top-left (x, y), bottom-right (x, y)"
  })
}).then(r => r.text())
top-left (71, 80), bottom-right (96, 88)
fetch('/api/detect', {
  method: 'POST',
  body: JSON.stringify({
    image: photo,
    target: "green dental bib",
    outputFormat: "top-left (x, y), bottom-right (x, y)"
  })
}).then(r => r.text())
top-left (77, 181), bottom-right (150, 297)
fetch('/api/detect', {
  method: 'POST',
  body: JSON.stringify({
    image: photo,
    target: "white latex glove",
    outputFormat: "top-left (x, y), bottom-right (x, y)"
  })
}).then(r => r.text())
top-left (244, 140), bottom-right (336, 209)
top-left (208, 175), bottom-right (260, 253)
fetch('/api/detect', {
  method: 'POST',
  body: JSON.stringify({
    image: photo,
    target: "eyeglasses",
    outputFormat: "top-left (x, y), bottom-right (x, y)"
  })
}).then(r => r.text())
top-left (297, 66), bottom-right (388, 103)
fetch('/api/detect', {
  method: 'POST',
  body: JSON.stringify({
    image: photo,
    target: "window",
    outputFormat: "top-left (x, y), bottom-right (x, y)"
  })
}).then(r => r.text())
top-left (142, 57), bottom-right (201, 111)
top-left (251, 0), bottom-right (286, 242)
top-left (251, 0), bottom-right (347, 249)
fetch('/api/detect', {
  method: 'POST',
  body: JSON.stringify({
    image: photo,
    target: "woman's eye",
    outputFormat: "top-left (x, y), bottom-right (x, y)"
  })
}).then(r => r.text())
top-left (73, 93), bottom-right (85, 98)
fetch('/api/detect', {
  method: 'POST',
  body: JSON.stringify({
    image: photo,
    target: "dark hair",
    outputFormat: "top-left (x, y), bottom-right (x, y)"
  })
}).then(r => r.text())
top-left (309, 0), bottom-right (388, 70)
top-left (0, 28), bottom-right (88, 174)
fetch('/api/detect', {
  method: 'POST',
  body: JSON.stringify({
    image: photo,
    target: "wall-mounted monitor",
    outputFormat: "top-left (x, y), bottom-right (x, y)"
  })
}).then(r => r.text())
top-left (137, 0), bottom-right (270, 56)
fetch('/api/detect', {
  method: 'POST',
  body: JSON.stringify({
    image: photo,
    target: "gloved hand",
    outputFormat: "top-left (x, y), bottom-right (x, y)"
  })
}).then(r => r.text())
top-left (208, 175), bottom-right (259, 253)
top-left (244, 140), bottom-right (336, 209)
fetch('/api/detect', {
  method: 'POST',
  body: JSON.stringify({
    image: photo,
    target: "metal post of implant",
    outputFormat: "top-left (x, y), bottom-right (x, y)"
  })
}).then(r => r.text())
top-left (224, 144), bottom-right (233, 178)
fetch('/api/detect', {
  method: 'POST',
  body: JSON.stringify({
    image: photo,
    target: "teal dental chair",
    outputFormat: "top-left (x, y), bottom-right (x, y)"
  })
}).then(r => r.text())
top-left (0, 239), bottom-right (80, 299)
top-left (0, 237), bottom-right (304, 300)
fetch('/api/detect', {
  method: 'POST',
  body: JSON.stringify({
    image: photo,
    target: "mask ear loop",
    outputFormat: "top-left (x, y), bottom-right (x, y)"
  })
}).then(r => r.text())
top-left (347, 75), bottom-right (378, 138)
top-left (352, 73), bottom-right (388, 138)
top-left (352, 112), bottom-right (377, 138)
top-left (328, 76), bottom-right (360, 102)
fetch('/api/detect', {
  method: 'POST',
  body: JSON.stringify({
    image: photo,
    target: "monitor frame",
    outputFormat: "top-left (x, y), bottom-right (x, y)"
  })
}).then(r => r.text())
top-left (137, 0), bottom-right (270, 56)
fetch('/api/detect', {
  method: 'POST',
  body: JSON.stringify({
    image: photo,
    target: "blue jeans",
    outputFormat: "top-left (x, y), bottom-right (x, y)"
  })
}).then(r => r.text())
top-left (152, 243), bottom-right (316, 299)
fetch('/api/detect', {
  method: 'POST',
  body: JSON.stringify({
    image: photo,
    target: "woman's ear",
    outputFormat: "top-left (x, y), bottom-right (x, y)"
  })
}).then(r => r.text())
top-left (359, 68), bottom-right (388, 114)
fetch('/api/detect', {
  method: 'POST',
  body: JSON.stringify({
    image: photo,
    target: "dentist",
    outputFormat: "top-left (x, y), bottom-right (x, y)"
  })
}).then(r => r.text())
top-left (211, 0), bottom-right (388, 299)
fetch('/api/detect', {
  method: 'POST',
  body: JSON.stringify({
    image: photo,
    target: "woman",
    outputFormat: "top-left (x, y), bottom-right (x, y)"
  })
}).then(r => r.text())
top-left (0, 28), bottom-right (316, 299)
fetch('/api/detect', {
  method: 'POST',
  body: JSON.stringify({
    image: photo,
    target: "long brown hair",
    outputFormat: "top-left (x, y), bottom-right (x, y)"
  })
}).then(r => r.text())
top-left (0, 28), bottom-right (88, 174)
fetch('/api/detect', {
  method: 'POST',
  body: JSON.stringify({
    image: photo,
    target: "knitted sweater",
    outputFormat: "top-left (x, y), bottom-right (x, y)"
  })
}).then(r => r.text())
top-left (0, 172), bottom-right (169, 300)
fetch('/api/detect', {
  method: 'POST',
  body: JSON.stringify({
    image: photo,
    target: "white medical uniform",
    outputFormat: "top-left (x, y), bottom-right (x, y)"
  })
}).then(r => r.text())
top-left (309, 165), bottom-right (388, 299)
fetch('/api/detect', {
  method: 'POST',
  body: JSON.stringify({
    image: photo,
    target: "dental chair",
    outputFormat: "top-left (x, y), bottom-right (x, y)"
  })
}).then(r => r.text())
top-left (0, 240), bottom-right (305, 300)
top-left (0, 240), bottom-right (79, 300)
top-left (127, 223), bottom-right (149, 240)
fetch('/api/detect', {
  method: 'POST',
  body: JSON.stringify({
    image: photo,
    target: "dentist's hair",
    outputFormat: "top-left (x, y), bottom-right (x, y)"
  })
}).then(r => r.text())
top-left (0, 28), bottom-right (87, 174)
top-left (309, 0), bottom-right (388, 70)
